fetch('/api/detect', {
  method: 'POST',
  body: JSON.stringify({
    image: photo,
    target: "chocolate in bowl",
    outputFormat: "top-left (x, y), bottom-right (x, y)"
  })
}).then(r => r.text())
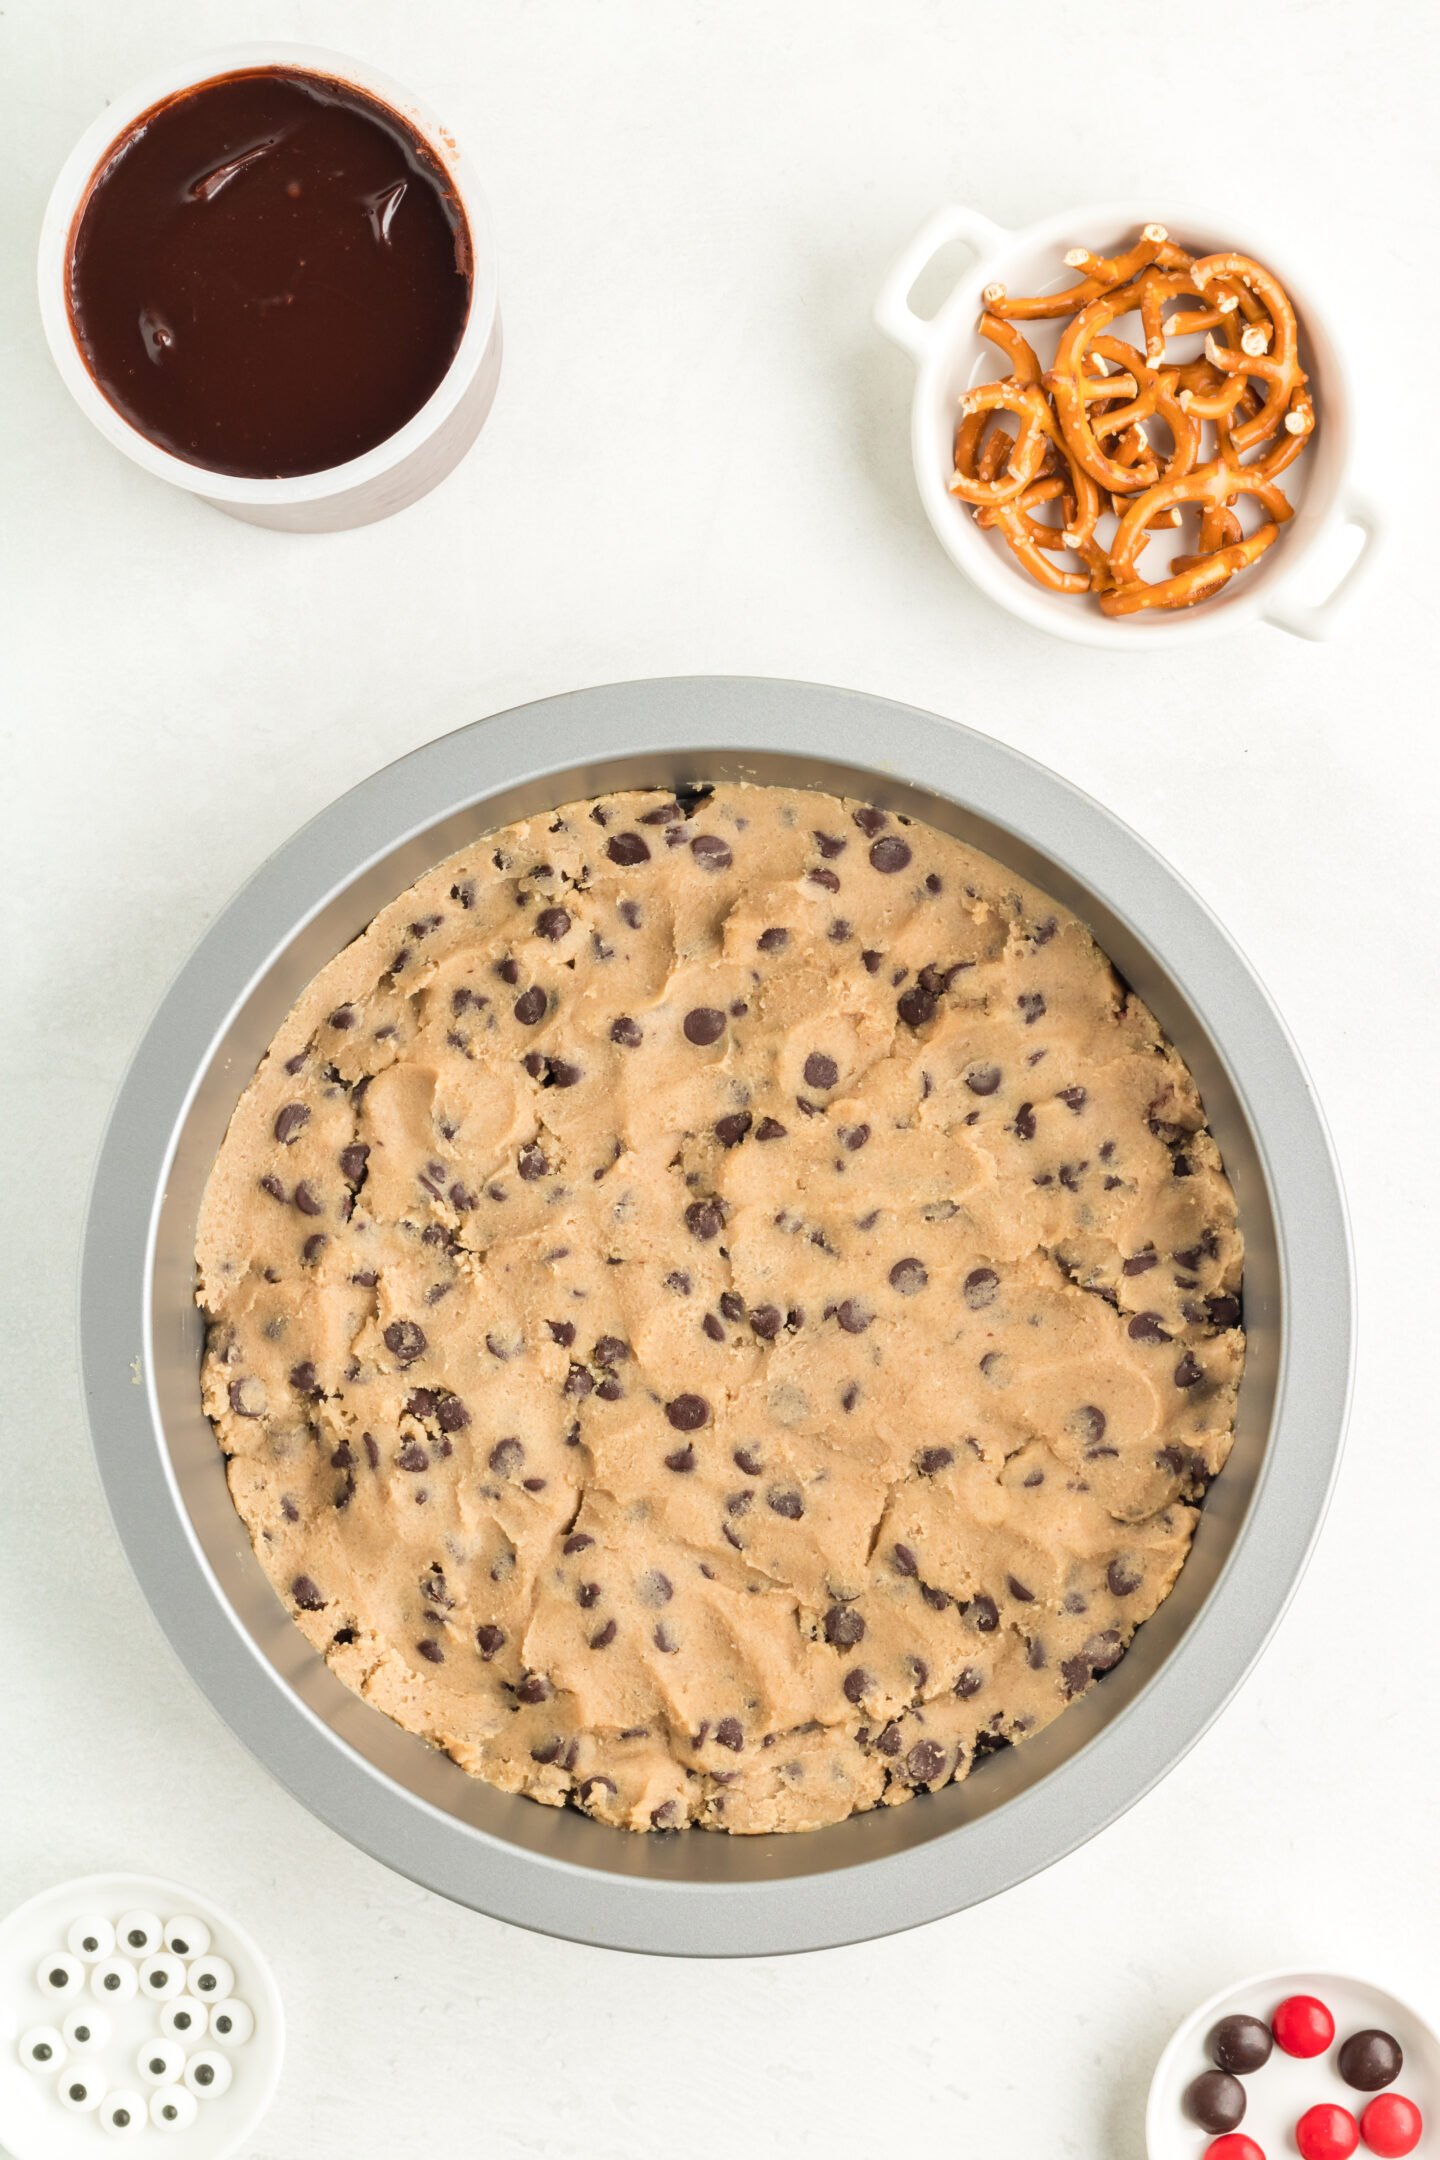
top-left (66, 67), bottom-right (472, 478)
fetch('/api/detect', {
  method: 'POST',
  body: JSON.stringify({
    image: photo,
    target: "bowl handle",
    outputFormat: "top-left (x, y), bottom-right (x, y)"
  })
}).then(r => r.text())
top-left (1262, 492), bottom-right (1383, 641)
top-left (874, 205), bottom-right (1009, 363)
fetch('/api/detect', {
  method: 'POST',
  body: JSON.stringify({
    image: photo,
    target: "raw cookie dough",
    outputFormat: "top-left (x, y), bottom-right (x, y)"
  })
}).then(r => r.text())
top-left (198, 783), bottom-right (1244, 1834)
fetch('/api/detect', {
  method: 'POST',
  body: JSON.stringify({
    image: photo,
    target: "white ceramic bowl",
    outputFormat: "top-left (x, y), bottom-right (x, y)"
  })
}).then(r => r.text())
top-left (1146, 1966), bottom-right (1438, 2158)
top-left (37, 43), bottom-right (502, 531)
top-left (874, 200), bottom-right (1378, 646)
top-left (0, 1873), bottom-right (284, 2160)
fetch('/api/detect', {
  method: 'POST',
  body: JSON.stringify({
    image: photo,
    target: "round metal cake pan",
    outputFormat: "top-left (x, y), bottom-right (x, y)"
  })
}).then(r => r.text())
top-left (80, 678), bottom-right (1353, 1956)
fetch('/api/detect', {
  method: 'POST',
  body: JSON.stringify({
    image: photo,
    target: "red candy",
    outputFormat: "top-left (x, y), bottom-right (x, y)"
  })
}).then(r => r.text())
top-left (1296, 2103), bottom-right (1359, 2160)
top-left (1272, 1994), bottom-right (1337, 2058)
top-left (1206, 2140), bottom-right (1266, 2160)
top-left (1360, 2093), bottom-right (1423, 2157)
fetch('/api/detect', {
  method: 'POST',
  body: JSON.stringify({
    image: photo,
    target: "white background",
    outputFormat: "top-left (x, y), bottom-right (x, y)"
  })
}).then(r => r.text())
top-left (3, 4), bottom-right (1438, 2155)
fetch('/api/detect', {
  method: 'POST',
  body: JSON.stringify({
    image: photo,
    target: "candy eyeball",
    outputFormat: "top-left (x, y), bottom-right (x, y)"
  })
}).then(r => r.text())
top-left (116, 1910), bottom-right (162, 1958)
top-left (63, 2008), bottom-right (111, 2051)
top-left (19, 2026), bottom-right (66, 2073)
top-left (163, 1914), bottom-right (211, 1960)
top-left (92, 1955), bottom-right (139, 2002)
top-left (160, 1996), bottom-right (208, 2041)
top-left (36, 1951), bottom-right (86, 2000)
top-left (68, 1915), bottom-right (117, 1962)
top-left (188, 1953), bottom-right (235, 2000)
top-left (136, 2037), bottom-right (185, 2086)
top-left (100, 2090), bottom-right (147, 2139)
top-left (209, 1997), bottom-right (255, 2046)
top-left (184, 2048), bottom-right (234, 2099)
top-left (138, 1951), bottom-right (188, 2000)
top-left (59, 2068), bottom-right (106, 2112)
top-left (150, 2086), bottom-right (200, 2132)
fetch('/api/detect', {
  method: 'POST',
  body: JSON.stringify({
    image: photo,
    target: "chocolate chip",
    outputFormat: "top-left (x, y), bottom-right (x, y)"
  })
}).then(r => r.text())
top-left (417, 1638), bottom-right (445, 1664)
top-left (1209, 2015), bottom-right (1274, 2077)
top-left (685, 1199), bottom-right (725, 1240)
top-left (875, 1721), bottom-right (903, 1756)
top-left (1127, 1311), bottom-right (1171, 1343)
top-left (475, 1623), bottom-right (506, 1659)
top-left (906, 1739), bottom-right (945, 1783)
top-left (666, 1393), bottom-right (710, 1431)
top-left (684, 1007), bottom-right (726, 1046)
top-left (841, 1122), bottom-right (870, 1151)
top-left (702, 1312), bottom-right (724, 1341)
top-left (664, 1444), bottom-right (696, 1472)
top-left (852, 805), bottom-right (886, 835)
top-left (892, 1542), bottom-right (918, 1576)
top-left (228, 1377), bottom-right (265, 1417)
top-left (610, 1015), bottom-right (643, 1049)
top-left (691, 833), bottom-right (733, 872)
top-left (897, 984), bottom-right (936, 1029)
top-left (918, 1446), bottom-right (953, 1474)
top-left (1012, 1102), bottom-right (1037, 1141)
top-left (292, 1181), bottom-right (324, 1221)
top-left (715, 1716), bottom-right (744, 1750)
top-left (803, 1052), bottom-right (839, 1090)
top-left (549, 1059), bottom-right (583, 1088)
top-left (274, 1102), bottom-right (310, 1144)
top-left (1185, 2072), bottom-right (1246, 2135)
top-left (835, 1298), bottom-right (872, 1334)
top-left (807, 865), bottom-right (841, 892)
top-left (869, 835), bottom-right (911, 873)
top-left (954, 1665), bottom-right (984, 1698)
top-left (963, 1267), bottom-right (999, 1309)
top-left (767, 1486), bottom-right (804, 1519)
top-left (291, 1575), bottom-right (325, 1611)
top-left (488, 1437), bottom-right (524, 1476)
top-left (961, 1064), bottom-right (1002, 1099)
top-left (1005, 1574), bottom-right (1035, 1604)
top-left (749, 1304), bottom-right (783, 1340)
top-left (715, 1112), bottom-right (752, 1147)
top-left (589, 1618), bottom-right (618, 1649)
top-left (757, 925), bottom-right (789, 952)
top-left (1122, 1249), bottom-right (1158, 1276)
top-left (755, 1116), bottom-right (787, 1141)
top-left (290, 1361), bottom-right (321, 1397)
top-left (1106, 1558), bottom-right (1142, 1598)
top-left (535, 906), bottom-right (571, 940)
top-left (1207, 1294), bottom-right (1241, 1328)
top-left (339, 1142), bottom-right (370, 1183)
top-left (594, 1335), bottom-right (629, 1367)
top-left (396, 1441), bottom-right (429, 1471)
top-left (606, 832), bottom-right (650, 866)
top-left (843, 1667), bottom-right (871, 1703)
top-left (1174, 1351), bottom-right (1204, 1387)
top-left (513, 985), bottom-right (547, 1026)
top-left (1017, 992), bottom-right (1046, 1025)
top-left (823, 1604), bottom-right (865, 1648)
top-left (518, 1141), bottom-right (549, 1182)
top-left (888, 1256), bottom-right (927, 1296)
top-left (515, 1672), bottom-right (551, 1703)
top-left (969, 1594), bottom-right (999, 1633)
top-left (383, 1319), bottom-right (427, 1363)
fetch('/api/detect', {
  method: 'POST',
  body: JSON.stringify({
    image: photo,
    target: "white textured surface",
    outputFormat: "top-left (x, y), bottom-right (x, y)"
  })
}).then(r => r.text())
top-left (2, 3), bottom-right (1436, 2155)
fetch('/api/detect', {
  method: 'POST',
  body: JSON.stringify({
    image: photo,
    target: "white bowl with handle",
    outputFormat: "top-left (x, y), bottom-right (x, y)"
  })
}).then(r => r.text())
top-left (874, 200), bottom-right (1378, 646)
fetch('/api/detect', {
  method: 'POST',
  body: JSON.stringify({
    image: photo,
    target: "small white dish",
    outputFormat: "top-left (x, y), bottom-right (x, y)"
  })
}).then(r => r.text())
top-left (0, 1873), bottom-right (283, 2160)
top-left (874, 199), bottom-right (1379, 646)
top-left (37, 42), bottom-right (502, 531)
top-left (1146, 1966), bottom-right (1437, 2158)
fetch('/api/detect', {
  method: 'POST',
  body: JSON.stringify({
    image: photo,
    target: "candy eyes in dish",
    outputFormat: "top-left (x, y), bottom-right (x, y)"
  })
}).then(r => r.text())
top-left (210, 1997), bottom-right (254, 2045)
top-left (187, 1953), bottom-right (234, 2000)
top-left (68, 1915), bottom-right (116, 1961)
top-left (100, 2088), bottom-right (147, 2138)
top-left (184, 2047), bottom-right (234, 2097)
top-left (162, 1915), bottom-right (210, 1960)
top-left (136, 2036), bottom-right (186, 2085)
top-left (150, 2085), bottom-right (199, 2131)
top-left (19, 2025), bottom-right (66, 2071)
top-left (160, 1995), bottom-right (207, 2040)
top-left (91, 1954), bottom-right (139, 2001)
top-left (137, 1951), bottom-right (188, 2000)
top-left (115, 1911), bottom-right (162, 1958)
top-left (35, 1951), bottom-right (85, 1999)
top-left (59, 2066), bottom-right (106, 2112)
top-left (63, 2007), bottom-right (110, 2049)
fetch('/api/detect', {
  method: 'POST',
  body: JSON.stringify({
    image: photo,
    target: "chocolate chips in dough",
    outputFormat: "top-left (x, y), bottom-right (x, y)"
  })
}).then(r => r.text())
top-left (197, 784), bottom-right (1243, 1834)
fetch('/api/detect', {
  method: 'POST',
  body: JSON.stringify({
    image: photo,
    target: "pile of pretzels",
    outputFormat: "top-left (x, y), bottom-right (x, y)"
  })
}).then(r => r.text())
top-left (951, 224), bottom-right (1315, 616)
